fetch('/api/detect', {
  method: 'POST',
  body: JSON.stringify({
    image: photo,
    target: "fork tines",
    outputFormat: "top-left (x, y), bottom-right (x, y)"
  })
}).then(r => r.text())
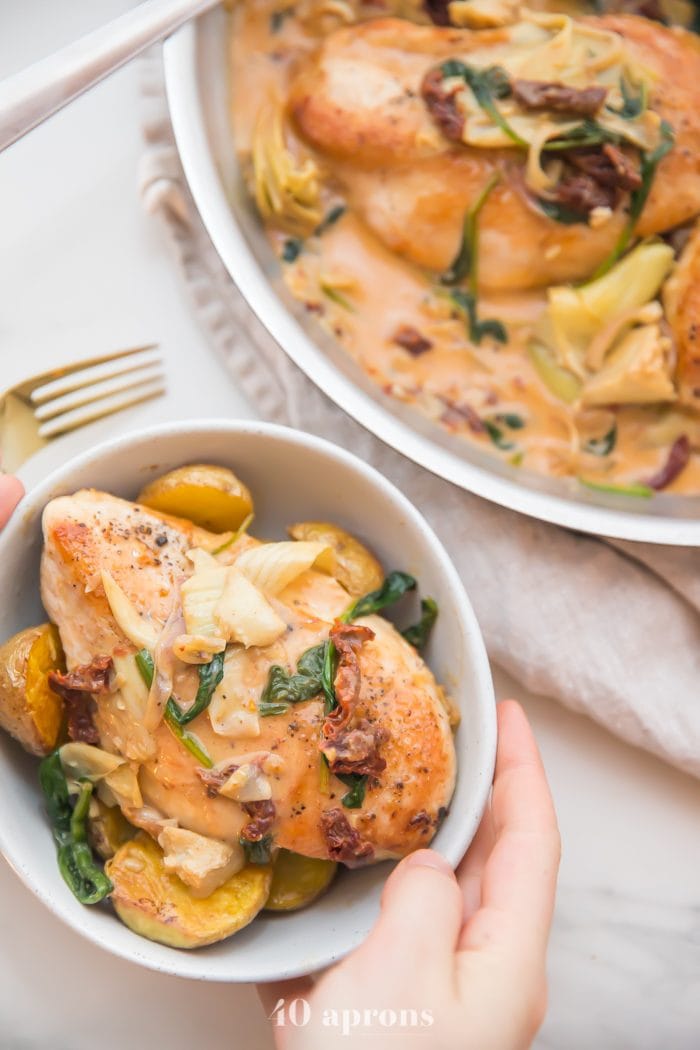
top-left (32, 345), bottom-right (165, 438)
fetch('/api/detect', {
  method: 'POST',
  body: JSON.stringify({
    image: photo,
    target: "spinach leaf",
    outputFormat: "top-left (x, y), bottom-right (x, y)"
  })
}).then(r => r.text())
top-left (590, 120), bottom-right (674, 279)
top-left (402, 597), bottom-right (439, 650)
top-left (282, 238), bottom-right (303, 262)
top-left (211, 511), bottom-right (254, 555)
top-left (167, 650), bottom-right (225, 727)
top-left (441, 61), bottom-right (525, 146)
top-left (321, 639), bottom-right (337, 714)
top-left (536, 198), bottom-right (589, 225)
top-left (315, 203), bottom-right (346, 236)
top-left (442, 61), bottom-right (511, 100)
top-left (58, 838), bottom-right (114, 905)
top-left (164, 713), bottom-right (214, 767)
top-left (297, 643), bottom-right (326, 679)
top-left (135, 649), bottom-right (214, 767)
top-left (542, 120), bottom-right (620, 153)
top-left (39, 753), bottom-right (113, 905)
top-left (258, 644), bottom-right (326, 717)
top-left (496, 412), bottom-right (525, 429)
top-left (482, 413), bottom-right (526, 450)
top-left (338, 774), bottom-right (368, 809)
top-left (483, 419), bottom-right (515, 450)
top-left (257, 698), bottom-right (291, 718)
top-left (258, 665), bottom-right (310, 716)
top-left (135, 648), bottom-right (155, 687)
top-left (39, 749), bottom-right (73, 843)
top-left (449, 289), bottom-right (508, 345)
top-left (578, 476), bottom-right (652, 498)
top-left (614, 76), bottom-right (647, 121)
top-left (240, 834), bottom-right (274, 864)
top-left (442, 172), bottom-right (500, 286)
top-left (69, 778), bottom-right (93, 842)
top-left (584, 424), bottom-right (617, 456)
top-left (320, 282), bottom-right (354, 311)
top-left (318, 752), bottom-right (331, 793)
top-left (344, 571), bottom-right (417, 620)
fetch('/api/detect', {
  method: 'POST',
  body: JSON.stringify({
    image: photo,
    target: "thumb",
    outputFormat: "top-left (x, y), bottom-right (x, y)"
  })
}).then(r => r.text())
top-left (358, 850), bottom-right (463, 977)
top-left (0, 475), bottom-right (23, 530)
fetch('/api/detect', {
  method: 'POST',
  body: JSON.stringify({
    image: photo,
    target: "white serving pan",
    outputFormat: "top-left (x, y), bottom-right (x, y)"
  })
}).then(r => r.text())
top-left (163, 8), bottom-right (700, 545)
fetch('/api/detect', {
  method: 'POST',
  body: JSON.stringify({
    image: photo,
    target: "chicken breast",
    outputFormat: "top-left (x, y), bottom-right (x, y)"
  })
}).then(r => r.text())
top-left (41, 490), bottom-right (456, 865)
top-left (289, 15), bottom-right (700, 288)
top-left (41, 490), bottom-right (211, 666)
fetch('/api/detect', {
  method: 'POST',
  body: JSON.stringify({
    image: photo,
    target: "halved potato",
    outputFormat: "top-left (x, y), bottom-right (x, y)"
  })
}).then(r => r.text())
top-left (287, 521), bottom-right (383, 596)
top-left (106, 833), bottom-right (272, 948)
top-left (87, 799), bottom-right (136, 861)
top-left (137, 464), bottom-right (253, 533)
top-left (0, 623), bottom-right (65, 756)
top-left (265, 849), bottom-right (337, 912)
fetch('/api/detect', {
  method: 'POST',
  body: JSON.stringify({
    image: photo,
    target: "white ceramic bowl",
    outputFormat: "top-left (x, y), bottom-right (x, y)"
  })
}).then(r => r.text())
top-left (0, 419), bottom-right (495, 982)
top-left (163, 10), bottom-right (700, 545)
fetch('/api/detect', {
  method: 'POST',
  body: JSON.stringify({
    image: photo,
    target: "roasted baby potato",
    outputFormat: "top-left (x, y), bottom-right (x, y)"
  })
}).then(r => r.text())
top-left (287, 521), bottom-right (383, 596)
top-left (0, 624), bottom-right (65, 756)
top-left (107, 833), bottom-right (272, 948)
top-left (87, 798), bottom-right (136, 861)
top-left (265, 849), bottom-right (337, 912)
top-left (137, 464), bottom-right (253, 533)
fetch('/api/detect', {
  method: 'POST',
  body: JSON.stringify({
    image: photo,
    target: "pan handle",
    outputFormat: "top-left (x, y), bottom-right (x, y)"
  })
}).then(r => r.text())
top-left (0, 0), bottom-right (220, 154)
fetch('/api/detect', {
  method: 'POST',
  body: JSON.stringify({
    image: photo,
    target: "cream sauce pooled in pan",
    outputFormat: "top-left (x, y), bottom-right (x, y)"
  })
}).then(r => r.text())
top-left (229, 0), bottom-right (700, 496)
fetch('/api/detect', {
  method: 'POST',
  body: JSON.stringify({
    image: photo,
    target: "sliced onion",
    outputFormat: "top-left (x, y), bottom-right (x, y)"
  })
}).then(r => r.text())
top-left (59, 742), bottom-right (124, 782)
top-left (144, 595), bottom-right (186, 732)
top-left (101, 570), bottom-right (160, 651)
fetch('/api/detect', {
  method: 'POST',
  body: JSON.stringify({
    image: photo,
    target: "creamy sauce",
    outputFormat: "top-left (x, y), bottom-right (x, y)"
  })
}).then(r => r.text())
top-left (229, 1), bottom-right (700, 495)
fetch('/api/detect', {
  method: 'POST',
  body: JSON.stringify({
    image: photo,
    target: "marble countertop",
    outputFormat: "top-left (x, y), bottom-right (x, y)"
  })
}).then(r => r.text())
top-left (1, 3), bottom-right (698, 1047)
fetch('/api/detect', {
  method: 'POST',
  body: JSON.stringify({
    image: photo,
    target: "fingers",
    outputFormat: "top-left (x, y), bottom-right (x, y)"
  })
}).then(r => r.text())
top-left (459, 700), bottom-right (560, 961)
top-left (455, 800), bottom-right (495, 919)
top-left (359, 849), bottom-right (463, 979)
top-left (492, 700), bottom-right (557, 837)
top-left (0, 475), bottom-right (23, 530)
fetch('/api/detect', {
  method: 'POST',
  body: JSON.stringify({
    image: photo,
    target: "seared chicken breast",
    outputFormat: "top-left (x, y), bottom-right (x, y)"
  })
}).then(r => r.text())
top-left (290, 15), bottom-right (700, 288)
top-left (41, 490), bottom-right (456, 866)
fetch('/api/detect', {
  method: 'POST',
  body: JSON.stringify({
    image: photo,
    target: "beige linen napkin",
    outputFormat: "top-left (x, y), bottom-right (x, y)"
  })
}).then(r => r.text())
top-left (140, 58), bottom-right (700, 778)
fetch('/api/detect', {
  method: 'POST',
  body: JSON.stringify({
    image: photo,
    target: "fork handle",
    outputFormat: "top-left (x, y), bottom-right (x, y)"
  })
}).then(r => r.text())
top-left (0, 0), bottom-right (220, 154)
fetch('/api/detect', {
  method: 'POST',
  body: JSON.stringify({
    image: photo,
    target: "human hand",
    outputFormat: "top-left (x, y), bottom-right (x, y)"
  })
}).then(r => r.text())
top-left (0, 475), bottom-right (23, 530)
top-left (258, 700), bottom-right (560, 1050)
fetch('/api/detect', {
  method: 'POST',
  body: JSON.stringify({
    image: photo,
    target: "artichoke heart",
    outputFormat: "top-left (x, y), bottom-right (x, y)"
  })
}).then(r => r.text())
top-left (252, 102), bottom-right (322, 234)
top-left (581, 323), bottom-right (676, 406)
top-left (59, 742), bottom-right (124, 782)
top-left (157, 826), bottom-right (246, 898)
top-left (214, 569), bottom-right (287, 648)
top-left (546, 242), bottom-right (675, 377)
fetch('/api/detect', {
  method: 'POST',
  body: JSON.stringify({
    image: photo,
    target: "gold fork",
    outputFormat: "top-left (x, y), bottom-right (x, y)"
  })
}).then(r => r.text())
top-left (0, 344), bottom-right (165, 472)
